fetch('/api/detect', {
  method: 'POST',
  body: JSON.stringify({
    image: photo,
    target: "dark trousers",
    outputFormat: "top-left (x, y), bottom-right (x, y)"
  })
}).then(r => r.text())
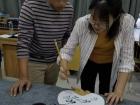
top-left (81, 60), bottom-right (112, 94)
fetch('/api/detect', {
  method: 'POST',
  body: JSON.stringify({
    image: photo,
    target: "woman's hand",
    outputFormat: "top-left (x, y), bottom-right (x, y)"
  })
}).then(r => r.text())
top-left (105, 91), bottom-right (123, 105)
top-left (10, 78), bottom-right (31, 96)
top-left (105, 72), bottom-right (129, 105)
top-left (59, 59), bottom-right (70, 80)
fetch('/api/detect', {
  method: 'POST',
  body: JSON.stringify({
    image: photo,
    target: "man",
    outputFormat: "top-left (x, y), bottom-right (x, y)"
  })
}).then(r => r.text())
top-left (10, 0), bottom-right (73, 96)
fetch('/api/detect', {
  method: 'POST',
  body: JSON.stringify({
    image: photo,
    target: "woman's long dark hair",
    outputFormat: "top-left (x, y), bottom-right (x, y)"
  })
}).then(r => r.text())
top-left (89, 0), bottom-right (124, 38)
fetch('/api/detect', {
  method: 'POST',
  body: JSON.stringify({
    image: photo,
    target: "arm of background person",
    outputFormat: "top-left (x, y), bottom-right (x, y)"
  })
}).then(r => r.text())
top-left (10, 0), bottom-right (34, 96)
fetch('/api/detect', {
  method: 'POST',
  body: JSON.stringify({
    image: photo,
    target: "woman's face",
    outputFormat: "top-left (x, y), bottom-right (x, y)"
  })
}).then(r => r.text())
top-left (49, 0), bottom-right (68, 11)
top-left (89, 13), bottom-right (108, 34)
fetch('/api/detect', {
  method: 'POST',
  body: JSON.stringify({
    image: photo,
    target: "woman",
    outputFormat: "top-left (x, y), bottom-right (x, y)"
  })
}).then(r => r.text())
top-left (58, 0), bottom-right (135, 105)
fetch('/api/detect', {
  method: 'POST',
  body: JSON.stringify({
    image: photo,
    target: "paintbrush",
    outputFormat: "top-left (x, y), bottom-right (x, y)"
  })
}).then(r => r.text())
top-left (54, 40), bottom-right (90, 95)
top-left (54, 39), bottom-right (73, 89)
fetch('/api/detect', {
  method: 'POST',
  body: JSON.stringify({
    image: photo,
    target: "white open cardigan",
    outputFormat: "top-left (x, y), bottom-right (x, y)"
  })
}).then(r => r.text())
top-left (58, 13), bottom-right (135, 91)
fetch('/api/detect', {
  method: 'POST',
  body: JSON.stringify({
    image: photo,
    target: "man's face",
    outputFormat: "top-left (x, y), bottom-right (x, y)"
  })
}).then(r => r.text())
top-left (49, 0), bottom-right (68, 11)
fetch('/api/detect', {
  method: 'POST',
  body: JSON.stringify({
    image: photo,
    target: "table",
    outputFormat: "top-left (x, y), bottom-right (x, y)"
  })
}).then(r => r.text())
top-left (0, 37), bottom-right (19, 79)
top-left (0, 80), bottom-right (140, 105)
top-left (0, 80), bottom-right (63, 105)
top-left (0, 29), bottom-right (18, 79)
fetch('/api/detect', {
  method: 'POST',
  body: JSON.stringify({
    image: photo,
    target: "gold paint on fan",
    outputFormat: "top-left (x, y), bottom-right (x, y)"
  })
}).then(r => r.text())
top-left (73, 87), bottom-right (91, 96)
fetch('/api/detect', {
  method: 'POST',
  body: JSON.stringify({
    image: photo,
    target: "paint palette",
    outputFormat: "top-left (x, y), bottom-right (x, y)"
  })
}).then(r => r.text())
top-left (58, 90), bottom-right (105, 105)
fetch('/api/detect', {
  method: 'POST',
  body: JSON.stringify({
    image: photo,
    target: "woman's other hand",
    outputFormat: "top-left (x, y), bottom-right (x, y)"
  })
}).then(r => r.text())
top-left (105, 91), bottom-right (123, 105)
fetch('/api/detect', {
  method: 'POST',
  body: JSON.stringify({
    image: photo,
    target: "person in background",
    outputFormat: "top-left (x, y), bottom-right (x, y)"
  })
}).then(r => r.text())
top-left (0, 51), bottom-right (1, 80)
top-left (0, 51), bottom-right (1, 67)
top-left (10, 0), bottom-right (73, 96)
top-left (58, 0), bottom-right (134, 105)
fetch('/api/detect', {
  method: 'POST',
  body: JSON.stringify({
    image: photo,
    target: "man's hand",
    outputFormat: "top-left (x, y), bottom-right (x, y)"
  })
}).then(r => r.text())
top-left (10, 78), bottom-right (31, 96)
top-left (59, 59), bottom-right (70, 80)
